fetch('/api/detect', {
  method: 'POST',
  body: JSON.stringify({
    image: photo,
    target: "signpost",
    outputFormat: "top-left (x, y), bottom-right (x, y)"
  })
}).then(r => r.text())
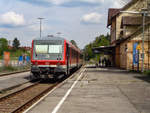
top-left (4, 52), bottom-right (10, 67)
top-left (133, 43), bottom-right (139, 65)
top-left (133, 43), bottom-right (140, 71)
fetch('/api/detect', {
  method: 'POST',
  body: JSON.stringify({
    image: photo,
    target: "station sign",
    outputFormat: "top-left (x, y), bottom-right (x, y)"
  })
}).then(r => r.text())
top-left (136, 44), bottom-right (141, 50)
top-left (133, 43), bottom-right (139, 65)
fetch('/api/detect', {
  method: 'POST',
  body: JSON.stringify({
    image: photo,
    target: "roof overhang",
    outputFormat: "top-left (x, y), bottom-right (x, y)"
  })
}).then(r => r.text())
top-left (92, 45), bottom-right (116, 55)
top-left (107, 8), bottom-right (120, 27)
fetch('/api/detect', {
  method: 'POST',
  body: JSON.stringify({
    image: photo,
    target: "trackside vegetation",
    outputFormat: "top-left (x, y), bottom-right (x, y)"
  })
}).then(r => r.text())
top-left (83, 34), bottom-right (110, 61)
top-left (0, 37), bottom-right (30, 60)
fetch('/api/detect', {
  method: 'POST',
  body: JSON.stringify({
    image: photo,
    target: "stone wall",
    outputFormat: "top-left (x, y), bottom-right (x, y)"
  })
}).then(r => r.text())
top-left (115, 45), bottom-right (120, 67)
top-left (120, 42), bottom-right (127, 69)
top-left (120, 23), bottom-right (150, 70)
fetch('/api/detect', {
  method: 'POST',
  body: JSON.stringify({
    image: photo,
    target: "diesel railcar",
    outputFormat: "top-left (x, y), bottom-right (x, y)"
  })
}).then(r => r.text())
top-left (31, 36), bottom-right (83, 79)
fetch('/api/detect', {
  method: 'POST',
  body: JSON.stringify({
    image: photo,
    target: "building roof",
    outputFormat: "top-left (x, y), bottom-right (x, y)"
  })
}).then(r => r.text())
top-left (121, 16), bottom-right (142, 28)
top-left (107, 8), bottom-right (120, 27)
top-left (121, 16), bottom-right (150, 28)
top-left (121, 0), bottom-right (138, 11)
top-left (117, 20), bottom-right (150, 44)
top-left (92, 45), bottom-right (116, 54)
top-left (107, 0), bottom-right (139, 27)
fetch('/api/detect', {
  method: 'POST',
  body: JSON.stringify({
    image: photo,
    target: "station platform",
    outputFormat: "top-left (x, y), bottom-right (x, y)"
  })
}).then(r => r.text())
top-left (26, 66), bottom-right (150, 113)
top-left (0, 72), bottom-right (30, 91)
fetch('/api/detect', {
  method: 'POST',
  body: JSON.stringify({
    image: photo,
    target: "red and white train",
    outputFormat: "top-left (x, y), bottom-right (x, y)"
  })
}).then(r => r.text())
top-left (31, 35), bottom-right (83, 79)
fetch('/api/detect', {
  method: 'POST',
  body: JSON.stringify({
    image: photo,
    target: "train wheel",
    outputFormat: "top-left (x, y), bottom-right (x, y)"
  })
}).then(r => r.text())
top-left (29, 72), bottom-right (35, 81)
top-left (30, 72), bottom-right (40, 81)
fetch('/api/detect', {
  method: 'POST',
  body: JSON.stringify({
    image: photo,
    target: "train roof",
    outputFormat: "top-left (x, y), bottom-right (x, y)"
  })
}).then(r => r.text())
top-left (33, 35), bottom-right (65, 41)
top-left (33, 35), bottom-right (82, 53)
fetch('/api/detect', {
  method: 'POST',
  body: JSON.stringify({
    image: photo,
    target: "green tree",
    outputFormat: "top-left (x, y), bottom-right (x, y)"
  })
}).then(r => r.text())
top-left (83, 34), bottom-right (110, 61)
top-left (70, 40), bottom-right (78, 48)
top-left (0, 38), bottom-right (8, 55)
top-left (12, 38), bottom-right (20, 50)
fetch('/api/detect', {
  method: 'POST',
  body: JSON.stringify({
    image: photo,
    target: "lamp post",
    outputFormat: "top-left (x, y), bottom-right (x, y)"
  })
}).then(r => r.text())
top-left (120, 9), bottom-right (148, 72)
top-left (37, 18), bottom-right (44, 38)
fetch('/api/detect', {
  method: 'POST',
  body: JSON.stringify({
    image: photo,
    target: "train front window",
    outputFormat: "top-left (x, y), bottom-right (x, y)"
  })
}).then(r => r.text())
top-left (35, 45), bottom-right (48, 54)
top-left (34, 43), bottom-right (64, 60)
top-left (48, 45), bottom-right (62, 53)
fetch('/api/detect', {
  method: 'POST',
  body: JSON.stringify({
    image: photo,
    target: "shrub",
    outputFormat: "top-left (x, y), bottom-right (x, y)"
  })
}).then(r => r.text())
top-left (144, 70), bottom-right (150, 76)
top-left (0, 66), bottom-right (16, 72)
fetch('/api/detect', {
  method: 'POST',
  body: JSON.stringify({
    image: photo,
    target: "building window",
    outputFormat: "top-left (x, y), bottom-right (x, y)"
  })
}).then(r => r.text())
top-left (125, 44), bottom-right (128, 52)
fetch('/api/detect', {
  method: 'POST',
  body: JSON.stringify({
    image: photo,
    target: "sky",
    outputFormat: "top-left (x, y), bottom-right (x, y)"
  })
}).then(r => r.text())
top-left (0, 0), bottom-right (125, 49)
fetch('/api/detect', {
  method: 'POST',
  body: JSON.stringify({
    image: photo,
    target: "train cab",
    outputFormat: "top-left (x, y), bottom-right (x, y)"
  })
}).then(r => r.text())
top-left (31, 35), bottom-right (82, 80)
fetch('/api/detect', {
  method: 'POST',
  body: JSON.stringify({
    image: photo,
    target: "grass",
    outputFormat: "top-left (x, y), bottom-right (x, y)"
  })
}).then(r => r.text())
top-left (0, 64), bottom-right (30, 74)
top-left (129, 70), bottom-right (141, 73)
top-left (144, 70), bottom-right (150, 76)
top-left (0, 66), bottom-right (17, 72)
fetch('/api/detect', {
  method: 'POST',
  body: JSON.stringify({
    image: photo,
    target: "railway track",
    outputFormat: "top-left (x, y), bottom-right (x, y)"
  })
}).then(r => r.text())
top-left (0, 67), bottom-right (83, 113)
top-left (0, 81), bottom-right (58, 113)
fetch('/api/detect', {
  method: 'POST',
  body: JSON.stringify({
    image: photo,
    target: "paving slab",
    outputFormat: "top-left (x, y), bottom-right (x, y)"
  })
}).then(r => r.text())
top-left (26, 66), bottom-right (150, 113)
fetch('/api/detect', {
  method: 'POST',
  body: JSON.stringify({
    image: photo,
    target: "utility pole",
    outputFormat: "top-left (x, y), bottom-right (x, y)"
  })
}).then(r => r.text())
top-left (38, 18), bottom-right (44, 38)
top-left (120, 9), bottom-right (148, 72)
top-left (142, 12), bottom-right (146, 72)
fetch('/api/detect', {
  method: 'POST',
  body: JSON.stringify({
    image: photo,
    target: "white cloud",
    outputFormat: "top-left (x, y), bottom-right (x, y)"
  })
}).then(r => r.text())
top-left (113, 1), bottom-right (123, 8)
top-left (112, 0), bottom-right (130, 8)
top-left (29, 24), bottom-right (49, 32)
top-left (45, 0), bottom-right (104, 5)
top-left (82, 0), bottom-right (104, 3)
top-left (81, 12), bottom-right (102, 24)
top-left (50, 0), bottom-right (71, 5)
top-left (29, 25), bottom-right (39, 31)
top-left (0, 11), bottom-right (25, 26)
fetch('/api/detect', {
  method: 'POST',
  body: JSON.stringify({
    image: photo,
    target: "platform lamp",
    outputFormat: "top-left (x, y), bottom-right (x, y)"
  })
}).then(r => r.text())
top-left (120, 8), bottom-right (148, 72)
top-left (37, 17), bottom-right (44, 38)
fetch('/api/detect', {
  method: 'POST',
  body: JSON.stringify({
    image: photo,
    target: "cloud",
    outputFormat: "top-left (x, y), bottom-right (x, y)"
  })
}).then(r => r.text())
top-left (112, 0), bottom-right (130, 8)
top-left (50, 0), bottom-right (71, 5)
top-left (29, 24), bottom-right (49, 31)
top-left (81, 12), bottom-right (102, 24)
top-left (0, 11), bottom-right (25, 27)
top-left (20, 0), bottom-right (104, 7)
top-left (20, 0), bottom-right (52, 7)
top-left (51, 0), bottom-right (104, 5)
top-left (113, 1), bottom-right (123, 8)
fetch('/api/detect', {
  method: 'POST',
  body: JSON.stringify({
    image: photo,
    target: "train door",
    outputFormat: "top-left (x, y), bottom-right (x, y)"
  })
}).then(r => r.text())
top-left (66, 44), bottom-right (70, 75)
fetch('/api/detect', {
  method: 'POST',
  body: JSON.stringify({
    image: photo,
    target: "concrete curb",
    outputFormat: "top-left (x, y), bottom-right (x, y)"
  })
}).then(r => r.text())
top-left (0, 69), bottom-right (30, 77)
top-left (0, 81), bottom-right (29, 93)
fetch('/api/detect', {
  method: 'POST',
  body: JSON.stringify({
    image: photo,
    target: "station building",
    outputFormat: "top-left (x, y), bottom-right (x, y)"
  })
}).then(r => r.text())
top-left (107, 0), bottom-right (150, 71)
top-left (95, 0), bottom-right (150, 71)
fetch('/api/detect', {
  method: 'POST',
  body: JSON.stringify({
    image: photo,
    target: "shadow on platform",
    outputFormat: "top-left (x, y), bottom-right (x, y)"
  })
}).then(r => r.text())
top-left (85, 65), bottom-right (130, 74)
top-left (86, 65), bottom-right (150, 84)
top-left (134, 76), bottom-right (150, 83)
